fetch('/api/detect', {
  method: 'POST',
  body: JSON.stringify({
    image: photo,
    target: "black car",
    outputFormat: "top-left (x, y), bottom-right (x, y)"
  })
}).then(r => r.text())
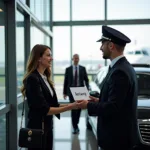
top-left (87, 64), bottom-right (150, 149)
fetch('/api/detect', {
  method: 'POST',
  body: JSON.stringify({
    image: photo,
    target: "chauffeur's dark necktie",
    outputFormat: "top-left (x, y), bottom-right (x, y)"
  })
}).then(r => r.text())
top-left (74, 66), bottom-right (78, 86)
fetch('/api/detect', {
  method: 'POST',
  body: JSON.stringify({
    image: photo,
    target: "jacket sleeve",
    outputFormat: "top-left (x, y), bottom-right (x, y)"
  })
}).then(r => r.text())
top-left (26, 75), bottom-right (50, 116)
top-left (83, 67), bottom-right (89, 90)
top-left (63, 68), bottom-right (68, 95)
top-left (87, 70), bottom-right (130, 118)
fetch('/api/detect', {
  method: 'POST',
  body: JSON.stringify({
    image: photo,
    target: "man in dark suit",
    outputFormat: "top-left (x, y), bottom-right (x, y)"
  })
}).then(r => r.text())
top-left (77, 26), bottom-right (138, 150)
top-left (63, 54), bottom-right (89, 134)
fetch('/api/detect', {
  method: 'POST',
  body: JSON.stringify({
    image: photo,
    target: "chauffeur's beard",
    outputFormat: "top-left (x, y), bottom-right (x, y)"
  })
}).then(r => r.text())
top-left (103, 54), bottom-right (110, 59)
top-left (103, 49), bottom-right (111, 59)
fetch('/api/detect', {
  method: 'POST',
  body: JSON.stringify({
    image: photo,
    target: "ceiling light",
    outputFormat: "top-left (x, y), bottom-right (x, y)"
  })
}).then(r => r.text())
top-left (0, 8), bottom-right (3, 12)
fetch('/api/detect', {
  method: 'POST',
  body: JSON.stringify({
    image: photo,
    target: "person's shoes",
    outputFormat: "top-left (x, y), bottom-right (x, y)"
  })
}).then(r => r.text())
top-left (72, 128), bottom-right (80, 134)
top-left (72, 128), bottom-right (76, 134)
top-left (76, 127), bottom-right (79, 133)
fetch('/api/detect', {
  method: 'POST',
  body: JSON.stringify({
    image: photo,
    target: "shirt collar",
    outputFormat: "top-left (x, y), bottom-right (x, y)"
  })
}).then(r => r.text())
top-left (110, 55), bottom-right (124, 68)
top-left (73, 65), bottom-right (79, 69)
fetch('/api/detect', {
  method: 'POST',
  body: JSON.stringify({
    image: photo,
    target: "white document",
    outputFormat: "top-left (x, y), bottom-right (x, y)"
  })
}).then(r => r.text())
top-left (70, 86), bottom-right (90, 101)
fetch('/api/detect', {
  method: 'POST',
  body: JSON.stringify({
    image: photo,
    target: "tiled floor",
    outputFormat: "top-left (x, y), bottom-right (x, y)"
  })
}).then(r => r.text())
top-left (53, 111), bottom-right (149, 150)
top-left (53, 110), bottom-right (98, 150)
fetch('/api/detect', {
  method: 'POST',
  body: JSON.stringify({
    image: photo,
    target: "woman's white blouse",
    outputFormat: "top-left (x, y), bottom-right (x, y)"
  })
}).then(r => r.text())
top-left (39, 73), bottom-right (54, 97)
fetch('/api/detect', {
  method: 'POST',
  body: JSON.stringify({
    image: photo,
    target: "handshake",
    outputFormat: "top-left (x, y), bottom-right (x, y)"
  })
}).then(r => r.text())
top-left (68, 96), bottom-right (99, 110)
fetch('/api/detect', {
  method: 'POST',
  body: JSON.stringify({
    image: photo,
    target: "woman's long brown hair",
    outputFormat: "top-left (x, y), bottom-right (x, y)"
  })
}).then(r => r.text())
top-left (21, 44), bottom-right (53, 97)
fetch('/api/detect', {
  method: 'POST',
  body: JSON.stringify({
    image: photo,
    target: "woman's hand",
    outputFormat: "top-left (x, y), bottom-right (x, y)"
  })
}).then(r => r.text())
top-left (68, 102), bottom-right (78, 110)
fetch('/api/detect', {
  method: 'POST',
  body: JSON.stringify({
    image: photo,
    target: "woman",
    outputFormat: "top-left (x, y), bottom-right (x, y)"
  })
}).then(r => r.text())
top-left (21, 44), bottom-right (77, 150)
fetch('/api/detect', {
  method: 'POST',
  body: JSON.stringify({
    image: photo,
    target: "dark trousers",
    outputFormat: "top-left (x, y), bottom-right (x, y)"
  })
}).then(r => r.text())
top-left (71, 109), bottom-right (81, 129)
top-left (69, 95), bottom-right (81, 129)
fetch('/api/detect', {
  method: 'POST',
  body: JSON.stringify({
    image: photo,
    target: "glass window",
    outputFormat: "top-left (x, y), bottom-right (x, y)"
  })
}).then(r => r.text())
top-left (30, 0), bottom-right (50, 30)
top-left (30, 0), bottom-right (43, 21)
top-left (19, 0), bottom-right (26, 4)
top-left (108, 0), bottom-right (150, 20)
top-left (109, 25), bottom-right (150, 64)
top-left (110, 25), bottom-right (150, 51)
top-left (16, 11), bottom-right (25, 94)
top-left (53, 0), bottom-right (70, 21)
top-left (30, 0), bottom-right (35, 15)
top-left (72, 0), bottom-right (104, 20)
top-left (0, 1), bottom-right (5, 105)
top-left (30, 25), bottom-right (50, 49)
top-left (0, 114), bottom-right (6, 150)
top-left (72, 26), bottom-right (104, 74)
top-left (53, 27), bottom-right (70, 100)
top-left (31, 25), bottom-right (44, 48)
top-left (45, 35), bottom-right (50, 47)
top-left (53, 27), bottom-right (70, 74)
top-left (44, 0), bottom-right (50, 31)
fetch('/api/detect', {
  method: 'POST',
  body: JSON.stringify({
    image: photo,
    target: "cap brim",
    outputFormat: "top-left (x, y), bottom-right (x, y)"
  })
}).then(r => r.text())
top-left (96, 38), bottom-right (103, 42)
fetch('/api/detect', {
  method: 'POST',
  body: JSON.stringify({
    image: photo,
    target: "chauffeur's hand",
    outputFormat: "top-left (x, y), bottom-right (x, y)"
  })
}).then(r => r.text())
top-left (76, 100), bottom-right (89, 109)
top-left (89, 96), bottom-right (99, 102)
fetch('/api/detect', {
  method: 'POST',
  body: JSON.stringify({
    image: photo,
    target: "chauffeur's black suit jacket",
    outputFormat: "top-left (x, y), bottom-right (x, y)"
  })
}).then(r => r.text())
top-left (25, 70), bottom-right (60, 132)
top-left (87, 57), bottom-right (138, 150)
top-left (63, 65), bottom-right (89, 101)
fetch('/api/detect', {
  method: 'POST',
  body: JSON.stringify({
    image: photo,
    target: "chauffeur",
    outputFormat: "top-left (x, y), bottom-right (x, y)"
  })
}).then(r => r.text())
top-left (77, 26), bottom-right (138, 150)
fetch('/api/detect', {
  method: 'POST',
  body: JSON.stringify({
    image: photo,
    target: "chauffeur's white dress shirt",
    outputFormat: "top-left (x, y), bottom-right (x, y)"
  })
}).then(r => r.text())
top-left (110, 55), bottom-right (124, 68)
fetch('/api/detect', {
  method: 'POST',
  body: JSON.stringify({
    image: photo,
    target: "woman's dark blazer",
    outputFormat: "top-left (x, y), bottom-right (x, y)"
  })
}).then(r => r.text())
top-left (25, 70), bottom-right (60, 130)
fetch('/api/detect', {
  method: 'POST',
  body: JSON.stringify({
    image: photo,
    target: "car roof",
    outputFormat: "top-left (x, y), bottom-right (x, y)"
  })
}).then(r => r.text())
top-left (98, 66), bottom-right (150, 73)
top-left (134, 67), bottom-right (150, 73)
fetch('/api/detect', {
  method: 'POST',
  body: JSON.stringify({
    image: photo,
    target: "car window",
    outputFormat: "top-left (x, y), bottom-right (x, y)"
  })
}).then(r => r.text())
top-left (128, 51), bottom-right (134, 54)
top-left (128, 51), bottom-right (133, 54)
top-left (142, 49), bottom-right (149, 56)
top-left (136, 73), bottom-right (150, 96)
top-left (94, 68), bottom-right (150, 97)
top-left (94, 67), bottom-right (108, 88)
top-left (125, 51), bottom-right (133, 54)
top-left (95, 70), bottom-right (105, 86)
top-left (135, 50), bottom-right (142, 55)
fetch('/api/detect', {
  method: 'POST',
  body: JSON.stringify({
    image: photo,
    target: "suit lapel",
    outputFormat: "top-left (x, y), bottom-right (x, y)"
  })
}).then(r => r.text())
top-left (100, 57), bottom-right (126, 96)
top-left (100, 68), bottom-right (112, 92)
top-left (34, 70), bottom-right (53, 97)
top-left (34, 70), bottom-right (60, 119)
top-left (49, 83), bottom-right (57, 98)
top-left (70, 66), bottom-right (73, 82)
